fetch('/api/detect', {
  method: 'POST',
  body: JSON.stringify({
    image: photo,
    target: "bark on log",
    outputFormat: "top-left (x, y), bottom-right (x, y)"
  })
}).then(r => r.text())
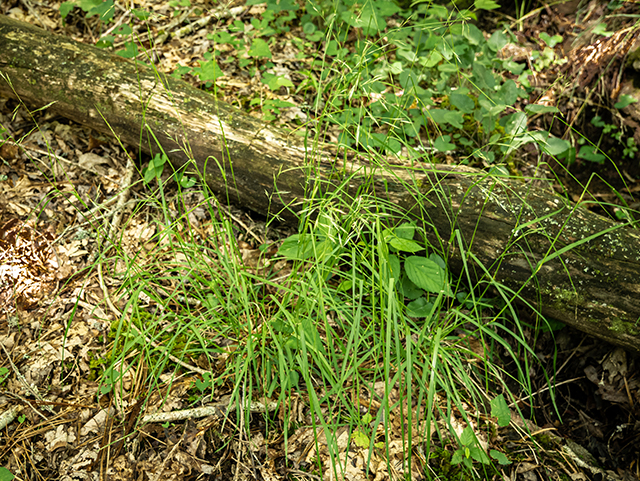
top-left (1, 15), bottom-right (639, 351)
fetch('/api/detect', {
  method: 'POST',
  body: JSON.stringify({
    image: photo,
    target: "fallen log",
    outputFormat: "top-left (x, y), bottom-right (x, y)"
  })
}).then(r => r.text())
top-left (1, 15), bottom-right (639, 351)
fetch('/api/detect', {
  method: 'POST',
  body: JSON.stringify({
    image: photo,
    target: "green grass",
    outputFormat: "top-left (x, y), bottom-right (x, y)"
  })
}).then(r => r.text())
top-left (92, 142), bottom-right (544, 479)
top-left (84, 3), bottom-right (555, 478)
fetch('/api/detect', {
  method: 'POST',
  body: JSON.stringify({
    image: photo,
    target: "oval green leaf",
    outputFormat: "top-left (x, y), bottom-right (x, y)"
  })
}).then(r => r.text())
top-left (405, 256), bottom-right (447, 294)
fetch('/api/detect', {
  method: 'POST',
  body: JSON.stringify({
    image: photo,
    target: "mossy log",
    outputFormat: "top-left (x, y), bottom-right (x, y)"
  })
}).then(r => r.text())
top-left (1, 15), bottom-right (639, 351)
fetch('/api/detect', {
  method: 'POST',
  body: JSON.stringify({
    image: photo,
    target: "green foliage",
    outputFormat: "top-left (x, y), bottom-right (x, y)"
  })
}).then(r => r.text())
top-left (51, 0), bottom-right (579, 475)
top-left (60, 0), bottom-right (114, 23)
top-left (278, 218), bottom-right (453, 319)
top-left (449, 416), bottom-right (511, 469)
top-left (142, 153), bottom-right (196, 187)
top-left (451, 425), bottom-right (490, 467)
top-left (490, 394), bottom-right (510, 427)
top-left (142, 153), bottom-right (169, 184)
top-left (0, 366), bottom-right (9, 385)
top-left (576, 114), bottom-right (638, 164)
top-left (195, 371), bottom-right (214, 393)
top-left (59, 0), bottom-right (640, 168)
top-left (614, 94), bottom-right (638, 110)
top-left (0, 467), bottom-right (15, 481)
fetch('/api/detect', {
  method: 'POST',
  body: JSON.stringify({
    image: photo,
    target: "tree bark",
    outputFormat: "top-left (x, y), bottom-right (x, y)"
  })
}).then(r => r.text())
top-left (1, 15), bottom-right (639, 351)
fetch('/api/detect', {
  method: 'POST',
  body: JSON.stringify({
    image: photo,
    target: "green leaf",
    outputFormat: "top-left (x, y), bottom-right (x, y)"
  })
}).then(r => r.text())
top-left (387, 254), bottom-right (402, 280)
top-left (473, 62), bottom-right (495, 90)
top-left (592, 22), bottom-right (613, 37)
top-left (388, 237), bottom-right (423, 253)
top-left (399, 275), bottom-right (423, 300)
top-left (470, 446), bottom-right (491, 464)
top-left (474, 0), bottom-right (500, 10)
top-left (357, 3), bottom-right (387, 35)
top-left (326, 40), bottom-right (346, 56)
top-left (503, 111), bottom-right (527, 136)
top-left (300, 316), bottom-right (324, 351)
top-left (287, 370), bottom-right (299, 388)
top-left (463, 24), bottom-right (484, 46)
top-left (302, 22), bottom-right (316, 34)
top-left (0, 467), bottom-right (15, 481)
top-left (614, 94), bottom-right (638, 109)
top-left (491, 394), bottom-right (511, 426)
top-left (488, 165), bottom-right (509, 177)
top-left (195, 59), bottom-right (223, 82)
top-left (404, 256), bottom-right (449, 295)
top-left (460, 425), bottom-right (475, 446)
top-left (377, 2), bottom-right (400, 17)
top-left (490, 450), bottom-right (512, 465)
top-left (487, 30), bottom-right (508, 52)
top-left (95, 35), bottom-right (115, 48)
top-left (434, 135), bottom-right (456, 152)
top-left (116, 41), bottom-right (138, 59)
top-left (132, 8), bottom-right (150, 20)
top-left (60, 2), bottom-right (75, 20)
top-left (525, 104), bottom-right (560, 114)
top-left (443, 111), bottom-right (464, 129)
top-left (394, 223), bottom-right (415, 240)
top-left (143, 153), bottom-right (168, 183)
top-left (277, 234), bottom-right (316, 260)
top-left (406, 297), bottom-right (434, 317)
top-left (114, 24), bottom-right (132, 35)
top-left (423, 50), bottom-right (442, 67)
top-left (539, 32), bottom-right (563, 48)
top-left (426, 5), bottom-right (448, 18)
top-left (195, 372), bottom-right (212, 392)
top-left (311, 238), bottom-right (335, 263)
top-left (315, 211), bottom-right (338, 238)
top-left (353, 430), bottom-right (369, 448)
top-left (83, 0), bottom-right (114, 21)
top-left (176, 171), bottom-right (196, 188)
top-left (449, 93), bottom-right (475, 113)
top-left (397, 49), bottom-right (418, 63)
top-left (248, 38), bottom-right (272, 58)
top-left (498, 79), bottom-right (521, 106)
top-left (262, 73), bottom-right (294, 90)
top-left (578, 145), bottom-right (605, 163)
top-left (542, 136), bottom-right (571, 156)
top-left (426, 109), bottom-right (448, 126)
top-left (451, 450), bottom-right (463, 464)
top-left (502, 59), bottom-right (525, 75)
top-left (429, 253), bottom-right (446, 270)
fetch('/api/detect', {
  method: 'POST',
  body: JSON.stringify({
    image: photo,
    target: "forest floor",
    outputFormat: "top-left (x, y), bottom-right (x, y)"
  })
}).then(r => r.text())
top-left (0, 1), bottom-right (639, 480)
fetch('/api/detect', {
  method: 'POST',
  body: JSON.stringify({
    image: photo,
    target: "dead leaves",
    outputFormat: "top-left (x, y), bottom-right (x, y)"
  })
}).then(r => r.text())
top-left (0, 218), bottom-right (59, 314)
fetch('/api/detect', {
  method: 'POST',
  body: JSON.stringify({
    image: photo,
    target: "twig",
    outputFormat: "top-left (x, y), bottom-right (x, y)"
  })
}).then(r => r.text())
top-left (19, 0), bottom-right (48, 30)
top-left (140, 395), bottom-right (277, 424)
top-left (0, 405), bottom-right (22, 430)
top-left (107, 157), bottom-right (135, 247)
top-left (0, 342), bottom-right (52, 417)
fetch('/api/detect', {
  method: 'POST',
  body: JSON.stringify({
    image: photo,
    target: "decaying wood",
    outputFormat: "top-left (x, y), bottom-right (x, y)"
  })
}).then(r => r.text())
top-left (0, 15), bottom-right (639, 351)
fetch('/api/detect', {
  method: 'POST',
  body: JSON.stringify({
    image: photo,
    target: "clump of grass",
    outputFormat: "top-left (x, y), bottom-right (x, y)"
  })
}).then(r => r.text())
top-left (51, 0), bottom-right (584, 477)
